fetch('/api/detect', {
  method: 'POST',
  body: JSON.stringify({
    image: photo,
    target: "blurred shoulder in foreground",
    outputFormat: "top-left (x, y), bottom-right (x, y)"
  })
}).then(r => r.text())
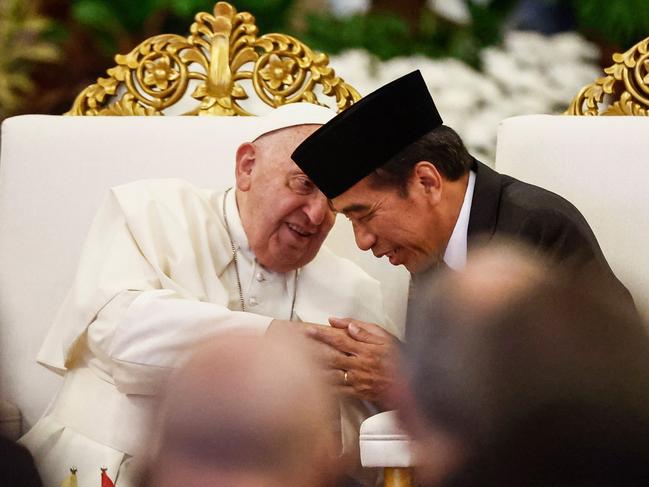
top-left (399, 241), bottom-right (649, 487)
top-left (138, 332), bottom-right (345, 487)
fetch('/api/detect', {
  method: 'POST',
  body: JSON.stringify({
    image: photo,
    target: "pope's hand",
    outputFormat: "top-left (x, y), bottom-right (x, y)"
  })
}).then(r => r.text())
top-left (305, 318), bottom-right (399, 408)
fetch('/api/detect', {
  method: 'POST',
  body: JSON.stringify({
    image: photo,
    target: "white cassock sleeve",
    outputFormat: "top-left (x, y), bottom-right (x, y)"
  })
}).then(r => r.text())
top-left (87, 290), bottom-right (271, 396)
top-left (38, 180), bottom-right (272, 396)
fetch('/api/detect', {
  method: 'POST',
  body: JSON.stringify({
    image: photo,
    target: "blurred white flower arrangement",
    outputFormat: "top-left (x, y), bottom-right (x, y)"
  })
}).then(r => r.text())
top-left (330, 31), bottom-right (600, 164)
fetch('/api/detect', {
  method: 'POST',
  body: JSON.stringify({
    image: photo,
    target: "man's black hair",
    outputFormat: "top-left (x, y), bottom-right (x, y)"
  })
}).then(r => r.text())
top-left (369, 125), bottom-right (474, 195)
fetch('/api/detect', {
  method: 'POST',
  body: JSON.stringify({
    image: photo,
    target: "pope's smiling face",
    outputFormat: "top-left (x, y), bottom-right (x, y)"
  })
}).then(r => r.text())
top-left (235, 125), bottom-right (335, 273)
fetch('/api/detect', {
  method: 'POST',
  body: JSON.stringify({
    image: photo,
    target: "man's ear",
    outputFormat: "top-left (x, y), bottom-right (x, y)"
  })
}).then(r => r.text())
top-left (411, 161), bottom-right (443, 205)
top-left (235, 142), bottom-right (256, 192)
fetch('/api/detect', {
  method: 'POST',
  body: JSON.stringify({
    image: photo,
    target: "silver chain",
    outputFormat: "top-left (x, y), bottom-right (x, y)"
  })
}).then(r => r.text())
top-left (222, 188), bottom-right (246, 312)
top-left (222, 188), bottom-right (298, 319)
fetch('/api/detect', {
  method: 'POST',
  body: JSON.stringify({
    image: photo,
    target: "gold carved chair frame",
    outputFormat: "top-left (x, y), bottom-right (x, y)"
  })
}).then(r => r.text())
top-left (67, 0), bottom-right (649, 119)
top-left (567, 36), bottom-right (649, 116)
top-left (67, 1), bottom-right (360, 116)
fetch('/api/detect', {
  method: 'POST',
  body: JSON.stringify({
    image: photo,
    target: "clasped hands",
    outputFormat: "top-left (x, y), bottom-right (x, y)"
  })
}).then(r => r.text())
top-left (268, 317), bottom-right (399, 409)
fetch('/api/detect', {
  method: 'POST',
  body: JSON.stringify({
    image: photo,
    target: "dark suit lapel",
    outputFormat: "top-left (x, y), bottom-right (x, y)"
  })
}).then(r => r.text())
top-left (467, 160), bottom-right (504, 240)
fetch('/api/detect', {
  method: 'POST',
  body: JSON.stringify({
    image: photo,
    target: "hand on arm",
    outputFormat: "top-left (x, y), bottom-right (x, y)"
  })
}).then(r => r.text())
top-left (304, 317), bottom-right (399, 409)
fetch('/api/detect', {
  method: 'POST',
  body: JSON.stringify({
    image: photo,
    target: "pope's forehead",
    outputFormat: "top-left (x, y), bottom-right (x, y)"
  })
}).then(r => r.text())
top-left (254, 123), bottom-right (321, 146)
top-left (252, 125), bottom-right (321, 174)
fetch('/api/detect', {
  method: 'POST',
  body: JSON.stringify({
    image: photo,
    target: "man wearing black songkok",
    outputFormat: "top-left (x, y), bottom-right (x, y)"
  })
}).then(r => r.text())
top-left (294, 71), bottom-right (633, 405)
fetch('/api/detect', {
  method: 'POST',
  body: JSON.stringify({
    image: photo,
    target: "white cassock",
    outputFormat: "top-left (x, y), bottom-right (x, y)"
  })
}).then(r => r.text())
top-left (20, 179), bottom-right (396, 487)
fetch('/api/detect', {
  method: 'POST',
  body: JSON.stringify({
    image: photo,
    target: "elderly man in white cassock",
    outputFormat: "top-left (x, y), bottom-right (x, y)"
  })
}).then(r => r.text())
top-left (19, 104), bottom-right (398, 487)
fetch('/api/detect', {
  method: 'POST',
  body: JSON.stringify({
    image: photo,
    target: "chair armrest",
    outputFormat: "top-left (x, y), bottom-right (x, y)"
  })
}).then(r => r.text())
top-left (359, 410), bottom-right (413, 468)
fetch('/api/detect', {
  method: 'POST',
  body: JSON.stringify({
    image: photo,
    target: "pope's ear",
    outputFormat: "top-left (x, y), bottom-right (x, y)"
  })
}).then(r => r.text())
top-left (412, 161), bottom-right (443, 204)
top-left (235, 142), bottom-right (256, 192)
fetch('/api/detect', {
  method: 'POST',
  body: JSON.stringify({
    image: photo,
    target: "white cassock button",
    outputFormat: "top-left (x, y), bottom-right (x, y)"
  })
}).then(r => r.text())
top-left (255, 272), bottom-right (266, 282)
top-left (249, 296), bottom-right (258, 306)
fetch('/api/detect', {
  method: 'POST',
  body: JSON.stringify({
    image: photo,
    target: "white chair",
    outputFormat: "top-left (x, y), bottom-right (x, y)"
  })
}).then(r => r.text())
top-left (495, 114), bottom-right (649, 316)
top-left (500, 37), bottom-right (649, 314)
top-left (0, 1), bottom-right (410, 443)
top-left (496, 30), bottom-right (649, 316)
top-left (0, 114), bottom-right (408, 434)
top-left (360, 411), bottom-right (414, 487)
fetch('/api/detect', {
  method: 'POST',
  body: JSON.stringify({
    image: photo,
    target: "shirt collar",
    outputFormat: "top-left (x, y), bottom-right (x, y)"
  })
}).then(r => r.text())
top-left (443, 170), bottom-right (476, 271)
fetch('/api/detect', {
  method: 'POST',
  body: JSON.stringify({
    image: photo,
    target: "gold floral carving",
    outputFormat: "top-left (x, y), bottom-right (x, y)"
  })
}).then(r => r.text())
top-left (567, 36), bottom-right (649, 116)
top-left (66, 2), bottom-right (360, 116)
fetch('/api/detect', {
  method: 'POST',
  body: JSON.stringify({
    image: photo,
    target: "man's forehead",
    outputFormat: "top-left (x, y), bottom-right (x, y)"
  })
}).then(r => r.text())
top-left (331, 179), bottom-right (376, 213)
top-left (331, 193), bottom-right (373, 214)
top-left (334, 202), bottom-right (370, 215)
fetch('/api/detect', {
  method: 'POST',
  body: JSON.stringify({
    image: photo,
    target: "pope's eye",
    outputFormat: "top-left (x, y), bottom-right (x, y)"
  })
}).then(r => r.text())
top-left (288, 176), bottom-right (316, 195)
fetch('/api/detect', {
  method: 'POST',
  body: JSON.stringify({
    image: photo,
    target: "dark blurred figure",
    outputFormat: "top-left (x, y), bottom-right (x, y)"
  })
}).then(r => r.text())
top-left (398, 243), bottom-right (649, 487)
top-left (0, 435), bottom-right (42, 487)
top-left (138, 333), bottom-right (343, 487)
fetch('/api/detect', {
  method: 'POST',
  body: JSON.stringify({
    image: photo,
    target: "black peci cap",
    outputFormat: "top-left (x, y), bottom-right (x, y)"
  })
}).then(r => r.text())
top-left (291, 70), bottom-right (443, 199)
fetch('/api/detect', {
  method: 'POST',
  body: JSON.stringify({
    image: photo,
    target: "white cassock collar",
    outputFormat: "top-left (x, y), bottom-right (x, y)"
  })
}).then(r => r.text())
top-left (443, 170), bottom-right (476, 271)
top-left (224, 188), bottom-right (254, 261)
top-left (223, 189), bottom-right (297, 320)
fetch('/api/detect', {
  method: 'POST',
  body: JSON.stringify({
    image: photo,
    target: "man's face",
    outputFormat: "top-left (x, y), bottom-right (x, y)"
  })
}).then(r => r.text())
top-left (236, 125), bottom-right (335, 273)
top-left (331, 175), bottom-right (443, 273)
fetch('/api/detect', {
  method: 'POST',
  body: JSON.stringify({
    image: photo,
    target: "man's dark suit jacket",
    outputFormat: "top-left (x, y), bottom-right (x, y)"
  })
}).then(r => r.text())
top-left (467, 161), bottom-right (632, 301)
top-left (469, 161), bottom-right (604, 263)
top-left (409, 160), bottom-right (633, 319)
top-left (467, 160), bottom-right (630, 300)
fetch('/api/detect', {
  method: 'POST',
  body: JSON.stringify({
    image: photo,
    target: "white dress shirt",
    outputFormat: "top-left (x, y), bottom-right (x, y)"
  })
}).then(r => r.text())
top-left (443, 170), bottom-right (476, 270)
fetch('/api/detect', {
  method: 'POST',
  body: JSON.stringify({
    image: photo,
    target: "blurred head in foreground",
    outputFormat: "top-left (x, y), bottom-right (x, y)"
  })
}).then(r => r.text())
top-left (399, 242), bottom-right (649, 486)
top-left (141, 334), bottom-right (339, 487)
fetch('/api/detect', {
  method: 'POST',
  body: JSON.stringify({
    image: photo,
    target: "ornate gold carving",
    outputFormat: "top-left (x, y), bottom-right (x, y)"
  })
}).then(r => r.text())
top-left (567, 36), bottom-right (649, 116)
top-left (66, 2), bottom-right (360, 116)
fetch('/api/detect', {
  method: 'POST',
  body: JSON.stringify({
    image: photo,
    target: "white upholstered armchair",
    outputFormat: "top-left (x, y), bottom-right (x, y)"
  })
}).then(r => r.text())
top-left (0, 2), bottom-right (412, 483)
top-left (496, 36), bottom-right (649, 317)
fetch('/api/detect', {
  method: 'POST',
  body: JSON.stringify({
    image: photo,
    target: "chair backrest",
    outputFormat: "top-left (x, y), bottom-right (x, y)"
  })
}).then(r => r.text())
top-left (495, 114), bottom-right (649, 316)
top-left (0, 0), bottom-right (409, 431)
top-left (498, 36), bottom-right (649, 314)
top-left (0, 115), bottom-right (410, 429)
